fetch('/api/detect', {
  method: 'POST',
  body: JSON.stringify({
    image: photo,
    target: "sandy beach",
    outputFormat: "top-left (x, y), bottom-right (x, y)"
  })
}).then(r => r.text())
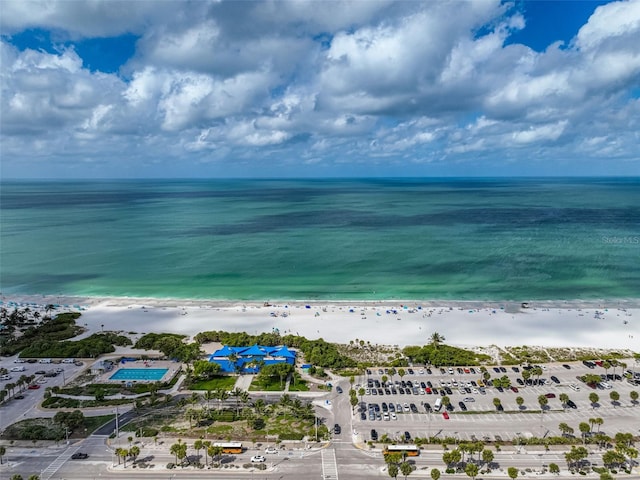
top-left (3, 295), bottom-right (639, 351)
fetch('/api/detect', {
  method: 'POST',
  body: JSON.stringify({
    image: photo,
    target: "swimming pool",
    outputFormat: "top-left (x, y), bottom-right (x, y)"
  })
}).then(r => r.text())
top-left (109, 368), bottom-right (168, 381)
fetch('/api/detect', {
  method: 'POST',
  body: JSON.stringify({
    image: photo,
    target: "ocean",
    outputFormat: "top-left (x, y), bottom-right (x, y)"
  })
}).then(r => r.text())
top-left (1, 178), bottom-right (638, 301)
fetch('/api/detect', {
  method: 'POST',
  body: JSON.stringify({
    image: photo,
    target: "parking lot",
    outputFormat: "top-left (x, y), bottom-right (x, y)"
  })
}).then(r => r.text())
top-left (0, 354), bottom-right (86, 431)
top-left (354, 361), bottom-right (640, 443)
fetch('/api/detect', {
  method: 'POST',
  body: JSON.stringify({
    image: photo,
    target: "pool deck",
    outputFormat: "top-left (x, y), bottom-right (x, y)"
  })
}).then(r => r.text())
top-left (98, 359), bottom-right (181, 384)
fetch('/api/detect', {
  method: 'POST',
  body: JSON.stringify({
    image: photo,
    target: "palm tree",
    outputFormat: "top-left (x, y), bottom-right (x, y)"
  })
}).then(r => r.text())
top-left (129, 445), bottom-right (140, 464)
top-left (215, 388), bottom-right (228, 411)
top-left (429, 332), bottom-right (445, 347)
top-left (593, 417), bottom-right (604, 433)
top-left (493, 397), bottom-right (502, 411)
top-left (559, 393), bottom-right (570, 409)
top-left (230, 388), bottom-right (244, 415)
top-left (537, 395), bottom-right (548, 411)
top-left (579, 422), bottom-right (590, 445)
top-left (400, 461), bottom-right (413, 479)
top-left (630, 390), bottom-right (639, 404)
top-left (589, 392), bottom-right (599, 408)
top-left (204, 389), bottom-right (215, 411)
top-left (193, 438), bottom-right (204, 464)
top-left (609, 390), bottom-right (620, 406)
top-left (170, 440), bottom-right (183, 465)
top-left (558, 423), bottom-right (574, 437)
top-left (516, 396), bottom-right (524, 409)
top-left (465, 462), bottom-right (479, 480)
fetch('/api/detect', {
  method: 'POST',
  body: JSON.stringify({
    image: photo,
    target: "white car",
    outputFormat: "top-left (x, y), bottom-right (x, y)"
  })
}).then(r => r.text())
top-left (403, 403), bottom-right (410, 412)
top-left (265, 447), bottom-right (278, 454)
top-left (390, 412), bottom-right (397, 420)
top-left (251, 455), bottom-right (266, 463)
top-left (570, 384), bottom-right (580, 391)
top-left (463, 397), bottom-right (475, 402)
top-left (13, 358), bottom-right (25, 363)
top-left (10, 366), bottom-right (25, 372)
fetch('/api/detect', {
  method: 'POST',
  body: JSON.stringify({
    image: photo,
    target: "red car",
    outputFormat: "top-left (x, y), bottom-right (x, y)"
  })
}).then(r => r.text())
top-left (28, 384), bottom-right (40, 389)
top-left (545, 393), bottom-right (556, 398)
top-left (442, 411), bottom-right (450, 419)
top-left (511, 386), bottom-right (519, 393)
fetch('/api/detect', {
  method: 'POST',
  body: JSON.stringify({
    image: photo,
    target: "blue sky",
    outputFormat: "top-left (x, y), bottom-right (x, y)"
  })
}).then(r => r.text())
top-left (1, 0), bottom-right (639, 178)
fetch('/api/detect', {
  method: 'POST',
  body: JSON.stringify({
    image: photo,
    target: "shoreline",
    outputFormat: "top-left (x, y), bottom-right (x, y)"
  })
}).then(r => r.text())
top-left (4, 293), bottom-right (640, 309)
top-left (2, 293), bottom-right (639, 351)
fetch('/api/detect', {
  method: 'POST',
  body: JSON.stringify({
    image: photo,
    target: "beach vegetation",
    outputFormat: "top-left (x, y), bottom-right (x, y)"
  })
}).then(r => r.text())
top-left (134, 333), bottom-right (201, 362)
top-left (19, 331), bottom-right (131, 358)
top-left (402, 343), bottom-right (490, 366)
top-left (1, 414), bottom-right (112, 441)
top-left (0, 312), bottom-right (84, 356)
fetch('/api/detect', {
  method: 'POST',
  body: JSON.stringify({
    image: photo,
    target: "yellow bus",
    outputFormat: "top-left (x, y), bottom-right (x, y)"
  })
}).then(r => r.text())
top-left (213, 442), bottom-right (243, 454)
top-left (383, 444), bottom-right (420, 457)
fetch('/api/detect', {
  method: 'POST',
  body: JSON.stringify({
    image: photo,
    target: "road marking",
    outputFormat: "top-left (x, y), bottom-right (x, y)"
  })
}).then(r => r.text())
top-left (321, 448), bottom-right (339, 480)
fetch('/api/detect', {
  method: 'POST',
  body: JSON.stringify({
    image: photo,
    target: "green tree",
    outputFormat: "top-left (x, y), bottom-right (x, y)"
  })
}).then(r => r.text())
top-left (397, 368), bottom-right (406, 380)
top-left (549, 463), bottom-right (560, 474)
top-left (465, 462), bottom-right (479, 480)
top-left (559, 393), bottom-right (569, 408)
top-left (193, 438), bottom-right (204, 463)
top-left (630, 390), bottom-right (638, 404)
top-left (609, 390), bottom-right (620, 406)
top-left (11, 475), bottom-right (23, 480)
top-left (430, 468), bottom-right (441, 480)
top-left (493, 397), bottom-right (502, 410)
top-left (516, 396), bottom-right (524, 409)
top-left (28, 476), bottom-right (40, 480)
top-left (537, 394), bottom-right (548, 410)
top-left (579, 422), bottom-right (590, 444)
top-left (600, 472), bottom-right (614, 480)
top-left (400, 461), bottom-right (413, 479)
top-left (558, 422), bottom-right (574, 437)
top-left (482, 448), bottom-right (494, 467)
top-left (388, 463), bottom-right (399, 479)
top-left (508, 466), bottom-right (519, 479)
top-left (129, 445), bottom-right (140, 464)
top-left (589, 392), bottom-right (599, 407)
top-left (429, 332), bottom-right (445, 346)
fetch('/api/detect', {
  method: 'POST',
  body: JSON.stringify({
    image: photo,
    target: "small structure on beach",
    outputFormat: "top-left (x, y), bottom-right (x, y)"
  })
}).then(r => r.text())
top-left (90, 359), bottom-right (114, 375)
top-left (207, 344), bottom-right (296, 374)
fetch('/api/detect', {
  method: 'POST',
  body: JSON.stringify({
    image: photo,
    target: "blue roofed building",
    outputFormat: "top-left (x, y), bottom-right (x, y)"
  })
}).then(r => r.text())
top-left (208, 344), bottom-right (296, 374)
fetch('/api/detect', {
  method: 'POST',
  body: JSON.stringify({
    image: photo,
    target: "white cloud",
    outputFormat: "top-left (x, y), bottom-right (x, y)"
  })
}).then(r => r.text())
top-left (1, 0), bottom-right (639, 177)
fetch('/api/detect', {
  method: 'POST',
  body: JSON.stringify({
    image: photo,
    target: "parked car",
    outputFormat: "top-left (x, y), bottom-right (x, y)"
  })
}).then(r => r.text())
top-left (28, 384), bottom-right (40, 389)
top-left (563, 364), bottom-right (571, 369)
top-left (335, 386), bottom-right (343, 394)
top-left (545, 393), bottom-right (556, 398)
top-left (442, 411), bottom-right (450, 419)
top-left (371, 429), bottom-right (378, 441)
top-left (265, 447), bottom-right (278, 454)
top-left (567, 400), bottom-right (577, 409)
top-left (251, 455), bottom-right (266, 463)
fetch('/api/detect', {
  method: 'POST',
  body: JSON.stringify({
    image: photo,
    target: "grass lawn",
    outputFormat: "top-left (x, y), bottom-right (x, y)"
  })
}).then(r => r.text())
top-left (287, 379), bottom-right (309, 392)
top-left (249, 377), bottom-right (285, 391)
top-left (189, 376), bottom-right (237, 391)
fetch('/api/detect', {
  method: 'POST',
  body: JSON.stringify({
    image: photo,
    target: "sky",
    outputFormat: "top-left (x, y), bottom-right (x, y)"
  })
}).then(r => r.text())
top-left (1, 0), bottom-right (639, 179)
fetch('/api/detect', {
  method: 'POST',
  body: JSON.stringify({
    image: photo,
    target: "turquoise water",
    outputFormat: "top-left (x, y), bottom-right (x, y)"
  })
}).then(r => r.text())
top-left (1, 178), bottom-right (638, 301)
top-left (109, 368), bottom-right (168, 381)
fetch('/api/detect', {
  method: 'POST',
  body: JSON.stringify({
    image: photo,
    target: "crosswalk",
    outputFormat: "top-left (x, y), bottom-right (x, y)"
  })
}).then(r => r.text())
top-left (40, 435), bottom-right (108, 480)
top-left (321, 448), bottom-right (339, 480)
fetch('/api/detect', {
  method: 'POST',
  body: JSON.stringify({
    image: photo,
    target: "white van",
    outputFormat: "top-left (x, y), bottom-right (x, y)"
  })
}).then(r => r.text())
top-left (39, 358), bottom-right (52, 364)
top-left (434, 398), bottom-right (443, 412)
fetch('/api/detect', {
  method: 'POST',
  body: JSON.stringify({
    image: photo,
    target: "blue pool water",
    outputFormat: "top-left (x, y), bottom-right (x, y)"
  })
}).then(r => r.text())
top-left (109, 368), bottom-right (168, 381)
